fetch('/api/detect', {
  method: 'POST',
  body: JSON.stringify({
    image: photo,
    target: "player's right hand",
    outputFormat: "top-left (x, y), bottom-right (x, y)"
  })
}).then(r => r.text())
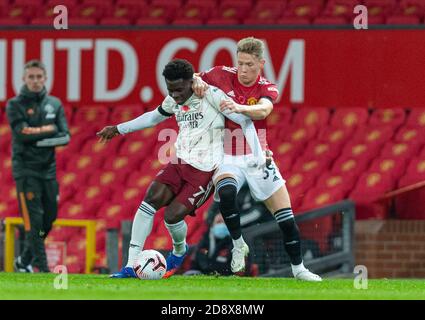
top-left (192, 75), bottom-right (208, 97)
top-left (96, 125), bottom-right (119, 143)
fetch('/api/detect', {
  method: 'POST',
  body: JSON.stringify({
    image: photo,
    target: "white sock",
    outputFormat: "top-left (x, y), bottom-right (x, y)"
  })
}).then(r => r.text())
top-left (126, 201), bottom-right (156, 268)
top-left (165, 220), bottom-right (187, 256)
top-left (232, 236), bottom-right (246, 249)
top-left (291, 261), bottom-right (307, 276)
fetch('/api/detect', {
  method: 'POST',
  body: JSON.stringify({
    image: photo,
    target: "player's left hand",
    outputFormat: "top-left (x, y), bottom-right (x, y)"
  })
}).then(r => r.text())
top-left (220, 99), bottom-right (245, 114)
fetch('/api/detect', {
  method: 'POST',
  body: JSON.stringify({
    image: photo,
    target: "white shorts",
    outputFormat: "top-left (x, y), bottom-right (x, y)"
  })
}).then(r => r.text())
top-left (213, 154), bottom-right (286, 202)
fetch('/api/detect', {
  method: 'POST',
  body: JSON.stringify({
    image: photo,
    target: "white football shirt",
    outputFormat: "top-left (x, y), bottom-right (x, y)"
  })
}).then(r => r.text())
top-left (160, 86), bottom-right (228, 172)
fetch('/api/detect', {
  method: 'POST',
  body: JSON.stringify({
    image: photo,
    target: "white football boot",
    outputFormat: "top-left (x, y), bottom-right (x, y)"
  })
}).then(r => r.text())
top-left (231, 242), bottom-right (250, 273)
top-left (293, 269), bottom-right (322, 282)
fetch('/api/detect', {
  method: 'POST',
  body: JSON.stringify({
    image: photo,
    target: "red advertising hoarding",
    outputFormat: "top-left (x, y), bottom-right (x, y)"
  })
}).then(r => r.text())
top-left (1, 29), bottom-right (425, 109)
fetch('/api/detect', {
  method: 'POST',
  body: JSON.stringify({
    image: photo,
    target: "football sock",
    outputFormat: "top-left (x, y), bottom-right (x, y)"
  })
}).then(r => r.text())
top-left (217, 177), bottom-right (242, 240)
top-left (233, 236), bottom-right (246, 249)
top-left (126, 201), bottom-right (156, 268)
top-left (274, 207), bottom-right (303, 265)
top-left (165, 220), bottom-right (188, 257)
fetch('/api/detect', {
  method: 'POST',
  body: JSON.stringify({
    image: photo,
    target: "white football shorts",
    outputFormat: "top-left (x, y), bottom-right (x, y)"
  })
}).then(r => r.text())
top-left (212, 154), bottom-right (286, 202)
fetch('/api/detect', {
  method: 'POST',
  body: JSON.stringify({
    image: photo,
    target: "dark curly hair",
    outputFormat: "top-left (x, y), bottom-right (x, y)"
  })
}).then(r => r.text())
top-left (162, 59), bottom-right (194, 81)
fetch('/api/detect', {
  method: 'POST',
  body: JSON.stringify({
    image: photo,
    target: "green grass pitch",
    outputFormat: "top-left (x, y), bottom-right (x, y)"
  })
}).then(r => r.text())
top-left (1, 273), bottom-right (424, 300)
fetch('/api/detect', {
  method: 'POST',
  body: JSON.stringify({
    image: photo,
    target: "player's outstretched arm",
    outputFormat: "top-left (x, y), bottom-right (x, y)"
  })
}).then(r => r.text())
top-left (96, 108), bottom-right (171, 143)
top-left (222, 111), bottom-right (266, 166)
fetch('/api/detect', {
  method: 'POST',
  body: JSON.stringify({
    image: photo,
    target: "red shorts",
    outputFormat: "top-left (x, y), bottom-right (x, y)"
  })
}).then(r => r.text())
top-left (155, 161), bottom-right (215, 213)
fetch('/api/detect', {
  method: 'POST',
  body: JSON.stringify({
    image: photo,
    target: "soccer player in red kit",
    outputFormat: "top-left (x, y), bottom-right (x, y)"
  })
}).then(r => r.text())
top-left (194, 37), bottom-right (321, 281)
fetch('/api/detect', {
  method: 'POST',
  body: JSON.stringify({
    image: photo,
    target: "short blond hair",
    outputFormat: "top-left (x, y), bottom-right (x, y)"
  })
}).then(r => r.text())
top-left (236, 37), bottom-right (265, 60)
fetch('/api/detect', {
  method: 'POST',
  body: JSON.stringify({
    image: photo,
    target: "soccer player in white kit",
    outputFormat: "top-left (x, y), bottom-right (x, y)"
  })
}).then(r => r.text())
top-left (97, 59), bottom-right (265, 278)
top-left (193, 37), bottom-right (322, 281)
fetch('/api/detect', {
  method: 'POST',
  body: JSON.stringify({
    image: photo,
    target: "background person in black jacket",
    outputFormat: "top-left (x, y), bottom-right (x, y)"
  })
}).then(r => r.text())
top-left (6, 60), bottom-right (70, 273)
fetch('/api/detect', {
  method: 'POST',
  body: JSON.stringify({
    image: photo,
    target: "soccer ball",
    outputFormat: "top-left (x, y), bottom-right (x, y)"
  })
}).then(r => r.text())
top-left (133, 250), bottom-right (167, 280)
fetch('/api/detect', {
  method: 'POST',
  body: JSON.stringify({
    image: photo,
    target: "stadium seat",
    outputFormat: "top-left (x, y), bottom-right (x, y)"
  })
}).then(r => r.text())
top-left (88, 169), bottom-right (131, 188)
top-left (141, 0), bottom-right (181, 22)
top-left (73, 105), bottom-right (110, 130)
top-left (330, 108), bottom-right (369, 128)
top-left (340, 141), bottom-right (382, 162)
top-left (111, 186), bottom-right (142, 207)
top-left (102, 154), bottom-right (141, 172)
top-left (301, 188), bottom-right (346, 211)
top-left (38, 0), bottom-right (78, 19)
top-left (394, 126), bottom-right (425, 145)
top-left (397, 0), bottom-right (425, 18)
top-left (331, 156), bottom-right (371, 179)
top-left (281, 0), bottom-right (324, 19)
top-left (316, 172), bottom-right (357, 196)
top-left (349, 171), bottom-right (396, 218)
top-left (386, 15), bottom-right (421, 24)
top-left (350, 125), bottom-right (395, 146)
top-left (71, 3), bottom-right (105, 21)
top-left (293, 107), bottom-right (330, 128)
top-left (285, 171), bottom-right (317, 210)
top-left (99, 17), bottom-right (132, 25)
top-left (364, 0), bottom-right (398, 19)
top-left (118, 138), bottom-right (155, 158)
top-left (59, 201), bottom-right (98, 219)
top-left (176, 0), bottom-right (214, 22)
top-left (242, 17), bottom-right (277, 25)
top-left (135, 16), bottom-right (168, 26)
top-left (322, 0), bottom-right (358, 19)
top-left (217, 0), bottom-right (254, 21)
top-left (369, 108), bottom-right (406, 128)
top-left (273, 140), bottom-right (304, 159)
top-left (249, 0), bottom-right (287, 21)
top-left (73, 185), bottom-right (113, 214)
top-left (96, 202), bottom-right (130, 228)
top-left (317, 126), bottom-right (354, 146)
top-left (0, 17), bottom-right (26, 25)
top-left (205, 17), bottom-right (239, 25)
top-left (292, 158), bottom-right (331, 180)
top-left (406, 108), bottom-right (425, 127)
top-left (105, 2), bottom-right (145, 21)
top-left (67, 17), bottom-right (98, 26)
top-left (368, 157), bottom-right (408, 180)
top-left (57, 171), bottom-right (90, 193)
top-left (276, 16), bottom-right (311, 25)
top-left (399, 157), bottom-right (425, 187)
top-left (278, 125), bottom-right (317, 144)
top-left (126, 171), bottom-right (156, 190)
top-left (66, 153), bottom-right (105, 173)
top-left (380, 141), bottom-right (421, 160)
top-left (171, 17), bottom-right (204, 25)
top-left (110, 105), bottom-right (145, 123)
top-left (302, 141), bottom-right (342, 162)
top-left (313, 15), bottom-right (348, 24)
top-left (81, 136), bottom-right (123, 157)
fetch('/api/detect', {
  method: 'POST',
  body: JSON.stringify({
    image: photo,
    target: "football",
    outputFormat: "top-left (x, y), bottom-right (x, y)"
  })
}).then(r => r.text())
top-left (133, 250), bottom-right (167, 280)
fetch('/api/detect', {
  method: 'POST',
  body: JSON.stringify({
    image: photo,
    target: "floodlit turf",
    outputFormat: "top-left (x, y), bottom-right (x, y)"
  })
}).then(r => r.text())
top-left (1, 273), bottom-right (424, 300)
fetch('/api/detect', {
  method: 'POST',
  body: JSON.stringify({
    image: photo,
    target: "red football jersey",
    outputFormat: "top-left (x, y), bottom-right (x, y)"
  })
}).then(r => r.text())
top-left (200, 66), bottom-right (279, 155)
